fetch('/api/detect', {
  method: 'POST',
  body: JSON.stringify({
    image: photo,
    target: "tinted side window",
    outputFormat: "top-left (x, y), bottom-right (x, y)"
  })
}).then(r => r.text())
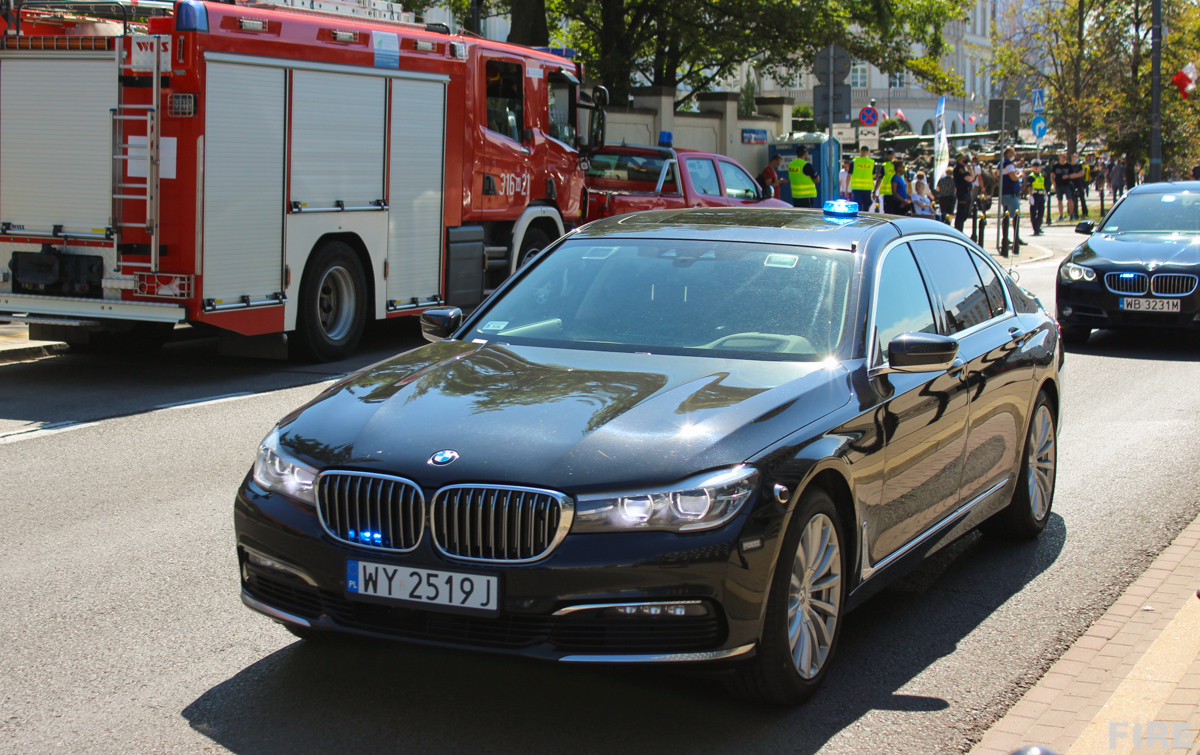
top-left (874, 245), bottom-right (937, 364)
top-left (911, 239), bottom-right (992, 334)
top-left (686, 158), bottom-right (721, 196)
top-left (485, 60), bottom-right (523, 141)
top-left (719, 160), bottom-right (759, 199)
top-left (970, 252), bottom-right (1008, 318)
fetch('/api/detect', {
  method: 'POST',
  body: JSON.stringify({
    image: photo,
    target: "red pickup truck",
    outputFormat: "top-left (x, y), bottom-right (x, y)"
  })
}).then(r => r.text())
top-left (582, 145), bottom-right (793, 222)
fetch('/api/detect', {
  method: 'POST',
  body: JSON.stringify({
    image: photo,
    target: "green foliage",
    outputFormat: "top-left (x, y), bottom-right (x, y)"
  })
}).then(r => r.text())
top-left (880, 117), bottom-right (911, 134)
top-left (739, 77), bottom-right (757, 117)
top-left (793, 103), bottom-right (815, 118)
top-left (547, 0), bottom-right (970, 105)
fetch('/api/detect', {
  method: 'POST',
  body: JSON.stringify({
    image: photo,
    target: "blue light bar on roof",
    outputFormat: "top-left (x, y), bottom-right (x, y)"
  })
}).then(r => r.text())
top-left (175, 0), bottom-right (209, 31)
top-left (824, 199), bottom-right (858, 218)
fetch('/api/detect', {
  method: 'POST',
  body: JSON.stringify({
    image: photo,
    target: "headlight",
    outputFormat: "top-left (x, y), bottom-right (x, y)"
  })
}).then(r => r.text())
top-left (252, 428), bottom-right (317, 506)
top-left (572, 466), bottom-right (758, 533)
top-left (1059, 262), bottom-right (1097, 282)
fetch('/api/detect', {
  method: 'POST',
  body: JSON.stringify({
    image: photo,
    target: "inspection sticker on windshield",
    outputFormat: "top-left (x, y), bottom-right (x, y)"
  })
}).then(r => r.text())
top-left (765, 254), bottom-right (799, 269)
top-left (480, 321), bottom-right (508, 331)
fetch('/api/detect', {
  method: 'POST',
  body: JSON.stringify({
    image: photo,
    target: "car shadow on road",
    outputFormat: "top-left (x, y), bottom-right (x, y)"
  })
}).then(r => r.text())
top-left (182, 515), bottom-right (1065, 755)
top-left (1067, 328), bottom-right (1200, 360)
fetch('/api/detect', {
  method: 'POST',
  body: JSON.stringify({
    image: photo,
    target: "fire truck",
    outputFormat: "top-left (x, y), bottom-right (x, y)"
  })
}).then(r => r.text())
top-left (0, 0), bottom-right (606, 360)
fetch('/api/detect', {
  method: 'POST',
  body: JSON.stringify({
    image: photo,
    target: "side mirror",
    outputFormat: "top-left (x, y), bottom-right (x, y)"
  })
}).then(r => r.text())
top-left (883, 332), bottom-right (960, 374)
top-left (591, 85), bottom-right (609, 108)
top-left (588, 107), bottom-right (606, 153)
top-left (419, 307), bottom-right (463, 343)
top-left (1075, 220), bottom-right (1095, 235)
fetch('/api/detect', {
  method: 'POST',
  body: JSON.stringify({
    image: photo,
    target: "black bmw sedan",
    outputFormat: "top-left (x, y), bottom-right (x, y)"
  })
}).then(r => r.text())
top-left (1057, 181), bottom-right (1200, 343)
top-left (235, 204), bottom-right (1063, 704)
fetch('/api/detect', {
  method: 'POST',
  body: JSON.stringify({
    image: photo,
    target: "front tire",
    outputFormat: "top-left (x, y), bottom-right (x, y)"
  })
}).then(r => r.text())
top-left (294, 241), bottom-right (368, 363)
top-left (727, 487), bottom-right (846, 705)
top-left (983, 391), bottom-right (1057, 539)
top-left (517, 227), bottom-right (551, 268)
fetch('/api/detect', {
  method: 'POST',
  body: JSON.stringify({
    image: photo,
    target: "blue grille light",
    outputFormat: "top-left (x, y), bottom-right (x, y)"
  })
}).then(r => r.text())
top-left (1120, 273), bottom-right (1138, 279)
top-left (824, 199), bottom-right (859, 218)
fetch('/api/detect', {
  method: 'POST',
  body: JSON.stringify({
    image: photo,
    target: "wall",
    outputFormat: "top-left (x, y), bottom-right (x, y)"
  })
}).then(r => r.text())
top-left (601, 88), bottom-right (794, 173)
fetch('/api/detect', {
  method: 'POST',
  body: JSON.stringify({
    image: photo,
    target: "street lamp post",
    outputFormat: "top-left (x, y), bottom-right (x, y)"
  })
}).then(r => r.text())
top-left (1149, 0), bottom-right (1162, 182)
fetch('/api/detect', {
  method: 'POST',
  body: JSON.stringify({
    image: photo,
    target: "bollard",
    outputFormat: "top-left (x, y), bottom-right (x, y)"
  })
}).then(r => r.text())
top-left (1000, 210), bottom-right (1010, 257)
top-left (1012, 210), bottom-right (1021, 255)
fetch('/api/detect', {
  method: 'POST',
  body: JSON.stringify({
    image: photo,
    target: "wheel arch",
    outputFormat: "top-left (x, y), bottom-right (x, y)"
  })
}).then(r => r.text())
top-left (508, 206), bottom-right (565, 276)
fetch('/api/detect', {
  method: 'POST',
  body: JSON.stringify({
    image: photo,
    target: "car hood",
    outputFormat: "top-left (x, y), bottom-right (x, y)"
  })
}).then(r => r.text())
top-left (1078, 233), bottom-right (1200, 267)
top-left (277, 340), bottom-right (851, 492)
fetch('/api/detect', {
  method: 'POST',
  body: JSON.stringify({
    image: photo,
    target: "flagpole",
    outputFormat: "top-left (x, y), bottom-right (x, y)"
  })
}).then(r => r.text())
top-left (1149, 0), bottom-right (1162, 182)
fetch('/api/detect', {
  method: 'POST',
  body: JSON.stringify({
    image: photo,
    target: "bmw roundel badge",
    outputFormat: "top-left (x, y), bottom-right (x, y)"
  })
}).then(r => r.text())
top-left (428, 449), bottom-right (460, 466)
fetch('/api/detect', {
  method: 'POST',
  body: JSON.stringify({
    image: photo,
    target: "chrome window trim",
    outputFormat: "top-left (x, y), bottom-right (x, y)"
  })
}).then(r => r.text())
top-left (552, 599), bottom-right (704, 616)
top-left (867, 235), bottom-right (1017, 369)
top-left (559, 643), bottom-right (755, 663)
top-left (1150, 273), bottom-right (1199, 297)
top-left (430, 484), bottom-right (575, 564)
top-left (314, 470), bottom-right (426, 554)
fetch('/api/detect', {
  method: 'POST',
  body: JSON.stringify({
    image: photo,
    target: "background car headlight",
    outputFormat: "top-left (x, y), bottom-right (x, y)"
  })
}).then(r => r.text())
top-left (573, 466), bottom-right (758, 533)
top-left (1059, 262), bottom-right (1097, 282)
top-left (252, 428), bottom-right (317, 506)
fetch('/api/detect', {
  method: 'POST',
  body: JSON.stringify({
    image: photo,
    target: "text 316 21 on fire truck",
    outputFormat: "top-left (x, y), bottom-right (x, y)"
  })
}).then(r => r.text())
top-left (0, 0), bottom-right (607, 360)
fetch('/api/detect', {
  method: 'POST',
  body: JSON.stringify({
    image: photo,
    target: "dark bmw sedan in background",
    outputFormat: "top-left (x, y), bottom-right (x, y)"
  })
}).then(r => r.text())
top-left (1057, 182), bottom-right (1200, 343)
top-left (235, 204), bottom-right (1063, 704)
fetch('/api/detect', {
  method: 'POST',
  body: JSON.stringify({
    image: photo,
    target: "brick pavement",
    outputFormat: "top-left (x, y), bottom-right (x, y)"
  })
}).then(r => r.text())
top-left (971, 516), bottom-right (1200, 755)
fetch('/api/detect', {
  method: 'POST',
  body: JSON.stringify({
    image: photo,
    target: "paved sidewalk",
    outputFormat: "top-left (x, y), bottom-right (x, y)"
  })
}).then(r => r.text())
top-left (972, 516), bottom-right (1200, 755)
top-left (0, 320), bottom-right (68, 364)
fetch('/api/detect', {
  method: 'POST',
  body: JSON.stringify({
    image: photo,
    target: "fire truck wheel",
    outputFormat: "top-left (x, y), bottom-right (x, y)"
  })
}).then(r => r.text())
top-left (70, 321), bottom-right (174, 355)
top-left (295, 242), bottom-right (368, 362)
top-left (517, 227), bottom-right (552, 268)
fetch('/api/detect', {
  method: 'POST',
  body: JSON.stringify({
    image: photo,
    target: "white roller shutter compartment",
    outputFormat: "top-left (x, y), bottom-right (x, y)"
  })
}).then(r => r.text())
top-left (202, 62), bottom-right (285, 303)
top-left (387, 78), bottom-right (446, 305)
top-left (290, 70), bottom-right (385, 209)
top-left (0, 56), bottom-right (116, 235)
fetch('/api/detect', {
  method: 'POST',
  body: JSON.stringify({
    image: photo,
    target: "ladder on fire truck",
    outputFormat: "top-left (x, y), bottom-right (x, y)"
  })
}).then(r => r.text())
top-left (111, 33), bottom-right (162, 274)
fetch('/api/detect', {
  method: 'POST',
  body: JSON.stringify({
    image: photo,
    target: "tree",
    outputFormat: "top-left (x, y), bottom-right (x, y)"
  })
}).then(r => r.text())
top-left (550, 0), bottom-right (969, 106)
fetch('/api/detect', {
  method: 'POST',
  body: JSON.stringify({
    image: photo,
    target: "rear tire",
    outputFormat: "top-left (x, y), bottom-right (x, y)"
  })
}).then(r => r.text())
top-left (982, 391), bottom-right (1057, 539)
top-left (517, 227), bottom-right (551, 268)
top-left (1060, 324), bottom-right (1091, 345)
top-left (294, 241), bottom-right (368, 363)
top-left (726, 487), bottom-right (846, 705)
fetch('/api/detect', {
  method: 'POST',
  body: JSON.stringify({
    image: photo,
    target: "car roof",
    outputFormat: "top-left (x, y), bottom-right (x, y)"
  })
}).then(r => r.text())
top-left (1127, 181), bottom-right (1200, 195)
top-left (572, 207), bottom-right (967, 252)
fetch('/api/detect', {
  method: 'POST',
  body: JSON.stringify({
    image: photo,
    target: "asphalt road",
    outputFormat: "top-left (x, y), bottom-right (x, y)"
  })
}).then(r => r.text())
top-left (3, 226), bottom-right (1199, 754)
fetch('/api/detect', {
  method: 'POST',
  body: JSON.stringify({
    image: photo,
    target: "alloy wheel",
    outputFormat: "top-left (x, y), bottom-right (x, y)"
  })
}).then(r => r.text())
top-left (1027, 405), bottom-right (1057, 521)
top-left (788, 513), bottom-right (842, 679)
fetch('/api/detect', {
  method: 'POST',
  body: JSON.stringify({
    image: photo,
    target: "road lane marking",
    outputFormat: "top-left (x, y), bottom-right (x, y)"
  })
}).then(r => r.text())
top-left (155, 392), bottom-right (255, 411)
top-left (0, 421), bottom-right (100, 444)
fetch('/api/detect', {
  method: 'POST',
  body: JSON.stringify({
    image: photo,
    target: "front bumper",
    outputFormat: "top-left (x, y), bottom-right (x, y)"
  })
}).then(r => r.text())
top-left (234, 476), bottom-right (782, 663)
top-left (1056, 279), bottom-right (1200, 331)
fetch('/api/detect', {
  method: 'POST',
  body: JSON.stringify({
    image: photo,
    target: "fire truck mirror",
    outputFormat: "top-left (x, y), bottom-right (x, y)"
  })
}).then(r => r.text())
top-left (592, 86), bottom-right (609, 108)
top-left (588, 107), bottom-right (607, 154)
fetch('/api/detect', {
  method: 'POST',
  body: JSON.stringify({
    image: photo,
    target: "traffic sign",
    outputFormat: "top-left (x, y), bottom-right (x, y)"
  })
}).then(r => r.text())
top-left (1031, 115), bottom-right (1048, 139)
top-left (813, 45), bottom-right (851, 85)
top-left (1032, 88), bottom-right (1045, 113)
top-left (813, 84), bottom-right (852, 124)
top-left (832, 124), bottom-right (857, 144)
top-left (858, 107), bottom-right (880, 127)
top-left (857, 126), bottom-right (879, 150)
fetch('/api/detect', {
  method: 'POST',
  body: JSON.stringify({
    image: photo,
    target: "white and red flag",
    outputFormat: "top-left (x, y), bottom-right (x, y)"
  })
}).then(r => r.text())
top-left (1172, 62), bottom-right (1197, 98)
top-left (893, 108), bottom-right (906, 121)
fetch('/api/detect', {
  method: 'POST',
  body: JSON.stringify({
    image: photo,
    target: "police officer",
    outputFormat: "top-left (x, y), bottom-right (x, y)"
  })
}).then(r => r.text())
top-left (850, 146), bottom-right (875, 212)
top-left (788, 147), bottom-right (820, 208)
top-left (873, 147), bottom-right (896, 213)
top-left (1028, 158), bottom-right (1047, 236)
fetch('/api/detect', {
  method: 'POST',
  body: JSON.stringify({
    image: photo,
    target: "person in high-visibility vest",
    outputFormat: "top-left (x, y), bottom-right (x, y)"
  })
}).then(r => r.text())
top-left (874, 147), bottom-right (896, 213)
top-left (1028, 158), bottom-right (1047, 236)
top-left (850, 146), bottom-right (875, 213)
top-left (787, 147), bottom-right (820, 208)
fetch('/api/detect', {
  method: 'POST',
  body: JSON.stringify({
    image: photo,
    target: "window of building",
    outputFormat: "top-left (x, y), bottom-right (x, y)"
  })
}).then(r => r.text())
top-left (850, 62), bottom-right (869, 89)
top-left (485, 60), bottom-right (523, 142)
top-left (888, 71), bottom-right (906, 89)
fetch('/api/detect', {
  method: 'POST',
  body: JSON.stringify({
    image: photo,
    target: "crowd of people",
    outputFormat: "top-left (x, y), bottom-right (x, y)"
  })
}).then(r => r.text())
top-left (762, 148), bottom-right (1154, 240)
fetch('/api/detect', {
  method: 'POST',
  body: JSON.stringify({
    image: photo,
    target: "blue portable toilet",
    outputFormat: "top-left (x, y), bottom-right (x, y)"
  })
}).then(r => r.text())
top-left (770, 133), bottom-right (842, 207)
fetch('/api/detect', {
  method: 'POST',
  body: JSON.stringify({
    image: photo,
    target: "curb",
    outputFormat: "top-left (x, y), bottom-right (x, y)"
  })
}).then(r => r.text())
top-left (0, 341), bottom-right (68, 365)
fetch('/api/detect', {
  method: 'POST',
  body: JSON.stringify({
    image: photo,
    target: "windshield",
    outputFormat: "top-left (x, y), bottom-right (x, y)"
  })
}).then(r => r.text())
top-left (464, 238), bottom-right (855, 361)
top-left (585, 151), bottom-right (676, 192)
top-left (1101, 192), bottom-right (1200, 234)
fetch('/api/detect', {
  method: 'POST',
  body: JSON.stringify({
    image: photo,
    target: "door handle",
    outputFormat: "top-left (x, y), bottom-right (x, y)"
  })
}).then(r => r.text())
top-left (1008, 326), bottom-right (1027, 343)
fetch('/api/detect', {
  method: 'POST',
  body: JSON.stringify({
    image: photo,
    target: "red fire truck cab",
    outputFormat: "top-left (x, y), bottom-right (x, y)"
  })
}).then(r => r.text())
top-left (0, 0), bottom-right (606, 360)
